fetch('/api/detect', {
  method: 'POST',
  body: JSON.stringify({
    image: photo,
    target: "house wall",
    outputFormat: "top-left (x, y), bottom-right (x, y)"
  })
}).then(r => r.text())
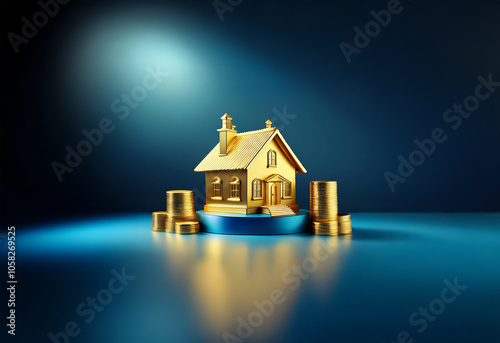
top-left (247, 138), bottom-right (297, 208)
top-left (204, 170), bottom-right (248, 212)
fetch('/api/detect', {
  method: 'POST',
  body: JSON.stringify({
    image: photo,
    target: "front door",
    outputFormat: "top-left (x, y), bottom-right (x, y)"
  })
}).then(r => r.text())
top-left (268, 182), bottom-right (281, 205)
top-left (271, 184), bottom-right (276, 205)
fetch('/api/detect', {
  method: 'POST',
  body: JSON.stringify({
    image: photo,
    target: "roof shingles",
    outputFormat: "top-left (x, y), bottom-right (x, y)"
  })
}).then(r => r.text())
top-left (194, 128), bottom-right (276, 172)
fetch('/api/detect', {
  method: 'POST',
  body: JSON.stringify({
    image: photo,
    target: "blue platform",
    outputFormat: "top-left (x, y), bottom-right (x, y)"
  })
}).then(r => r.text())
top-left (196, 209), bottom-right (310, 235)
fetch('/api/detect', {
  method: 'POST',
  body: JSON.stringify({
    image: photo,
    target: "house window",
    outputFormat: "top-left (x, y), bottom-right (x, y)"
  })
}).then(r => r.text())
top-left (252, 179), bottom-right (263, 199)
top-left (229, 176), bottom-right (240, 200)
top-left (212, 177), bottom-right (222, 199)
top-left (267, 150), bottom-right (277, 167)
top-left (282, 182), bottom-right (291, 198)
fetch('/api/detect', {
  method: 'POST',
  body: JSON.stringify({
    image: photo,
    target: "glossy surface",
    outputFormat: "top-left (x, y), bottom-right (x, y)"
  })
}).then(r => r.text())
top-left (13, 213), bottom-right (500, 342)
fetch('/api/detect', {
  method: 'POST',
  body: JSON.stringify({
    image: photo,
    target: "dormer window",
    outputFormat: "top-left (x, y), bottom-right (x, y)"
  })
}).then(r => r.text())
top-left (267, 150), bottom-right (277, 167)
top-left (212, 177), bottom-right (222, 199)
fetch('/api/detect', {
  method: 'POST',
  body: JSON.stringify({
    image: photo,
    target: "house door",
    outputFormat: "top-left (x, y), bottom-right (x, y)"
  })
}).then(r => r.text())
top-left (270, 182), bottom-right (280, 205)
top-left (271, 184), bottom-right (276, 205)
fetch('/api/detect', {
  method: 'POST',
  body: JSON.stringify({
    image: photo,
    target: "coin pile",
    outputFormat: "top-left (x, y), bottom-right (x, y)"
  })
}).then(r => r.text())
top-left (311, 220), bottom-right (338, 235)
top-left (165, 190), bottom-right (197, 233)
top-left (338, 213), bottom-right (352, 235)
top-left (175, 221), bottom-right (200, 234)
top-left (151, 211), bottom-right (168, 231)
top-left (310, 181), bottom-right (339, 235)
top-left (151, 190), bottom-right (199, 233)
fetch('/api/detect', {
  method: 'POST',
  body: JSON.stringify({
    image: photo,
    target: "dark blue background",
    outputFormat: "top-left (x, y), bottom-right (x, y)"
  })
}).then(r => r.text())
top-left (1, 0), bottom-right (500, 224)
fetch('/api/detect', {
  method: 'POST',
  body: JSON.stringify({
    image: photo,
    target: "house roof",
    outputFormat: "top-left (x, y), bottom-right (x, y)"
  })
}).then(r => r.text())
top-left (194, 127), bottom-right (307, 173)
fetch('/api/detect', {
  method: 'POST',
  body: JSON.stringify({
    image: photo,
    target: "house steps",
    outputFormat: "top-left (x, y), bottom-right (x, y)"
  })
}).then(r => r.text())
top-left (261, 205), bottom-right (296, 217)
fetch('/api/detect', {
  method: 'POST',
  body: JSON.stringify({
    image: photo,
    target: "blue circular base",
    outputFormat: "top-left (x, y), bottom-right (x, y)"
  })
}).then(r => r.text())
top-left (196, 210), bottom-right (310, 235)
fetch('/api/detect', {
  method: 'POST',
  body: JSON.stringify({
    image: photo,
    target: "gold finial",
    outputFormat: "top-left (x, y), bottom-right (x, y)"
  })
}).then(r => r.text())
top-left (265, 119), bottom-right (272, 129)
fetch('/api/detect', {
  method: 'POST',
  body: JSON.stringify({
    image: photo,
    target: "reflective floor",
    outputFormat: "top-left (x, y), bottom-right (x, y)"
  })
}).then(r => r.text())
top-left (13, 213), bottom-right (500, 342)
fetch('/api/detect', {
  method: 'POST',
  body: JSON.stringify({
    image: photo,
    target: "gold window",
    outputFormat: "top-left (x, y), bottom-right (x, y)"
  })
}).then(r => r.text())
top-left (212, 177), bottom-right (222, 199)
top-left (282, 182), bottom-right (291, 198)
top-left (252, 179), bottom-right (263, 199)
top-left (229, 176), bottom-right (240, 200)
top-left (267, 150), bottom-right (277, 167)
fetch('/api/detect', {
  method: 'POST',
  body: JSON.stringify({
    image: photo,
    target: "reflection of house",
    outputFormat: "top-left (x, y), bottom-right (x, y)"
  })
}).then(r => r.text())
top-left (194, 114), bottom-right (307, 214)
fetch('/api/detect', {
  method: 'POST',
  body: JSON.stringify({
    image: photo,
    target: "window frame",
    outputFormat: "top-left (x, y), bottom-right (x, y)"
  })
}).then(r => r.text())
top-left (211, 177), bottom-right (222, 200)
top-left (252, 179), bottom-right (263, 200)
top-left (267, 150), bottom-right (277, 167)
top-left (282, 181), bottom-right (292, 199)
top-left (228, 176), bottom-right (241, 201)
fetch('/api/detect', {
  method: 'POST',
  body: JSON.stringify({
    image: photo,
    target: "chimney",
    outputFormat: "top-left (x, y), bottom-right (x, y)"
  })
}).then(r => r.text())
top-left (217, 113), bottom-right (237, 156)
top-left (265, 119), bottom-right (272, 129)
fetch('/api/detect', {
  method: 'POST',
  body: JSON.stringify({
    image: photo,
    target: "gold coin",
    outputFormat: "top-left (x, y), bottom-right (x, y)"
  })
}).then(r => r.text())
top-left (166, 190), bottom-right (196, 220)
top-left (151, 211), bottom-right (168, 232)
top-left (311, 220), bottom-right (338, 236)
top-left (310, 181), bottom-right (338, 222)
top-left (338, 213), bottom-right (351, 222)
top-left (165, 216), bottom-right (177, 233)
top-left (175, 220), bottom-right (200, 234)
top-left (338, 219), bottom-right (352, 235)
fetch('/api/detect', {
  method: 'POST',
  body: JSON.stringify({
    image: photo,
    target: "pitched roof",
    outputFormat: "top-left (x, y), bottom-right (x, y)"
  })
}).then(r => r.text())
top-left (194, 128), bottom-right (307, 173)
top-left (264, 174), bottom-right (291, 183)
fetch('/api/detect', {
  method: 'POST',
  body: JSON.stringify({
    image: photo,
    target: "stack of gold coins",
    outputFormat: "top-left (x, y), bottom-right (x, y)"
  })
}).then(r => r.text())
top-left (166, 190), bottom-right (196, 217)
top-left (165, 216), bottom-right (176, 233)
top-left (338, 213), bottom-right (352, 235)
top-left (166, 190), bottom-right (196, 233)
top-left (175, 221), bottom-right (200, 234)
top-left (151, 211), bottom-right (168, 231)
top-left (310, 181), bottom-right (338, 235)
top-left (311, 221), bottom-right (338, 235)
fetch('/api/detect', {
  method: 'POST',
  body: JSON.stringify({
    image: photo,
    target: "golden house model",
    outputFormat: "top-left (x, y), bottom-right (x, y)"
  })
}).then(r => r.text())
top-left (194, 114), bottom-right (307, 215)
